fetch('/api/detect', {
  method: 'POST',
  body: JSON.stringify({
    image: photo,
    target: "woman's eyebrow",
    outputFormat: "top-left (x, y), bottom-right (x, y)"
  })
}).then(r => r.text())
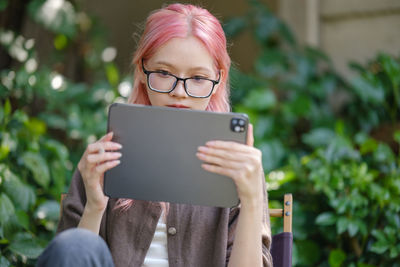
top-left (153, 61), bottom-right (213, 74)
top-left (153, 61), bottom-right (175, 68)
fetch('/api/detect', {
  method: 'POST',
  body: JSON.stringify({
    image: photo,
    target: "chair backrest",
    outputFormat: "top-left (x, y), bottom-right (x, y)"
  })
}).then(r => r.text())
top-left (269, 193), bottom-right (293, 267)
top-left (60, 193), bottom-right (67, 218)
top-left (269, 194), bottom-right (293, 232)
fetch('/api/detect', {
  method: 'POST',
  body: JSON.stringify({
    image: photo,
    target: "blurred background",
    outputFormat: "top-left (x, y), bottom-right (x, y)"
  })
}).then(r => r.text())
top-left (0, 0), bottom-right (399, 266)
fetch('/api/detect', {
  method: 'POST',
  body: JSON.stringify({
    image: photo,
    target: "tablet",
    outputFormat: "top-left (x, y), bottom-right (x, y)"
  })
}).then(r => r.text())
top-left (103, 103), bottom-right (248, 207)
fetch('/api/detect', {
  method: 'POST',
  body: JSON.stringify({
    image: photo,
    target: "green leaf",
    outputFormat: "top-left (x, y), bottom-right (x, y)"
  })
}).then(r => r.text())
top-left (329, 249), bottom-right (346, 267)
top-left (44, 139), bottom-right (69, 160)
top-left (371, 240), bottom-right (389, 254)
top-left (0, 132), bottom-right (13, 160)
top-left (24, 117), bottom-right (46, 136)
top-left (288, 94), bottom-right (312, 116)
top-left (357, 263), bottom-right (376, 267)
top-left (41, 113), bottom-right (67, 129)
top-left (259, 140), bottom-right (285, 172)
top-left (348, 220), bottom-right (359, 237)
top-left (4, 98), bottom-right (11, 117)
top-left (105, 63), bottom-right (119, 86)
top-left (2, 214), bottom-right (21, 239)
top-left (21, 151), bottom-right (50, 188)
top-left (294, 240), bottom-right (321, 265)
top-left (0, 255), bottom-right (10, 267)
top-left (11, 109), bottom-right (28, 124)
top-left (351, 76), bottom-right (385, 104)
top-left (54, 34), bottom-right (68, 50)
top-left (380, 53), bottom-right (400, 89)
top-left (243, 88), bottom-right (276, 111)
top-left (371, 229), bottom-right (389, 254)
top-left (254, 11), bottom-right (279, 42)
top-left (373, 143), bottom-right (395, 163)
top-left (360, 138), bottom-right (378, 154)
top-left (302, 128), bottom-right (335, 148)
top-left (394, 131), bottom-right (400, 144)
top-left (278, 21), bottom-right (296, 46)
top-left (255, 49), bottom-right (286, 78)
top-left (2, 167), bottom-right (36, 210)
top-left (0, 193), bottom-right (15, 225)
top-left (337, 217), bottom-right (349, 234)
top-left (349, 62), bottom-right (367, 74)
top-left (0, 103), bottom-right (3, 123)
top-left (35, 200), bottom-right (60, 221)
top-left (9, 232), bottom-right (43, 259)
top-left (28, 0), bottom-right (78, 38)
top-left (15, 210), bottom-right (29, 230)
top-left (316, 212), bottom-right (337, 226)
top-left (223, 16), bottom-right (248, 38)
top-left (390, 246), bottom-right (399, 258)
top-left (49, 161), bottom-right (66, 197)
top-left (355, 219), bottom-right (368, 237)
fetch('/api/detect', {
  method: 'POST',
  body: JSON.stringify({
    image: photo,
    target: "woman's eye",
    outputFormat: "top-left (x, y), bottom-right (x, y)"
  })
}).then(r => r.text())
top-left (158, 70), bottom-right (170, 76)
top-left (192, 76), bottom-right (206, 81)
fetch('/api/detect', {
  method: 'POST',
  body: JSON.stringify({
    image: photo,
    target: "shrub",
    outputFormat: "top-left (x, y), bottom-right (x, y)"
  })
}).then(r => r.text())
top-left (225, 1), bottom-right (400, 266)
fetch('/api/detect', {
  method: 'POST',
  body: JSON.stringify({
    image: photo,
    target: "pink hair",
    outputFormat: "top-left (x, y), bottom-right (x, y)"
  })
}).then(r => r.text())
top-left (116, 3), bottom-right (231, 211)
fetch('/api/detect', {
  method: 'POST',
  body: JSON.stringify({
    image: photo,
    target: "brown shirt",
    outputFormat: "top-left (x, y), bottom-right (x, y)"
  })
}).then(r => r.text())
top-left (57, 169), bottom-right (273, 267)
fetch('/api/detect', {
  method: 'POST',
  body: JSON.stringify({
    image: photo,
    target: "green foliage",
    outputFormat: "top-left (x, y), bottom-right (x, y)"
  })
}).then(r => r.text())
top-left (0, 102), bottom-right (65, 265)
top-left (298, 134), bottom-right (400, 265)
top-left (0, 0), bottom-right (129, 265)
top-left (226, 1), bottom-right (400, 266)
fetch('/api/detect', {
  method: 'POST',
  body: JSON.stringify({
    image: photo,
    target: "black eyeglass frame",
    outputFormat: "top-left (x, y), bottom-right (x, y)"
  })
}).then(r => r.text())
top-left (141, 59), bottom-right (220, 98)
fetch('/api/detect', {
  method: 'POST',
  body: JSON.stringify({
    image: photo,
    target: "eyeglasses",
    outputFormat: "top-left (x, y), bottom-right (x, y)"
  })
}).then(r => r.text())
top-left (141, 59), bottom-right (220, 98)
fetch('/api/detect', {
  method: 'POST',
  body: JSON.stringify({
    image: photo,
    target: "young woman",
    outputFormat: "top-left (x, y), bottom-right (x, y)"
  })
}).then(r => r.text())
top-left (37, 3), bottom-right (272, 267)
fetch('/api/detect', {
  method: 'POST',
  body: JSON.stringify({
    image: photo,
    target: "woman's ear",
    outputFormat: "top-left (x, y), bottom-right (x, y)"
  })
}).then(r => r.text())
top-left (211, 69), bottom-right (225, 96)
top-left (138, 64), bottom-right (146, 85)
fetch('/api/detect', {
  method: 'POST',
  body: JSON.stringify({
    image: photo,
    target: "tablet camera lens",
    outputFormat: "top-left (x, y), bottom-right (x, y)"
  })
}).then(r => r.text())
top-left (231, 117), bottom-right (245, 132)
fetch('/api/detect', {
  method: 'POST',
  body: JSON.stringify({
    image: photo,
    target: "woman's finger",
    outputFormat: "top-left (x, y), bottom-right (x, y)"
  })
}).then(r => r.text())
top-left (87, 141), bottom-right (122, 154)
top-left (87, 152), bottom-right (122, 164)
top-left (201, 163), bottom-right (236, 180)
top-left (204, 140), bottom-right (255, 154)
top-left (98, 131), bottom-right (113, 142)
top-left (95, 160), bottom-right (121, 173)
top-left (196, 152), bottom-right (242, 169)
top-left (197, 146), bottom-right (245, 163)
top-left (201, 142), bottom-right (261, 161)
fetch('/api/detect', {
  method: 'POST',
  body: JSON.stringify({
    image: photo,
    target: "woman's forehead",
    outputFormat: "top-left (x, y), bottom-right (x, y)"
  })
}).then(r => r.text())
top-left (148, 36), bottom-right (216, 72)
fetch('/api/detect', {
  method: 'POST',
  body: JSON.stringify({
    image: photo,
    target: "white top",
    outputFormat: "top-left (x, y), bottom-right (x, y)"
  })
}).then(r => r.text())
top-left (141, 213), bottom-right (169, 267)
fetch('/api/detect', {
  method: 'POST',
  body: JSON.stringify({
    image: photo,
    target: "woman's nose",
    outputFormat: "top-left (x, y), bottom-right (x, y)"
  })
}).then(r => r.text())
top-left (169, 80), bottom-right (188, 98)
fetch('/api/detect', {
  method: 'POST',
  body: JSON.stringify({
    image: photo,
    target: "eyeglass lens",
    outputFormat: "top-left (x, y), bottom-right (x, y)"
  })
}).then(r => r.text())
top-left (148, 72), bottom-right (214, 97)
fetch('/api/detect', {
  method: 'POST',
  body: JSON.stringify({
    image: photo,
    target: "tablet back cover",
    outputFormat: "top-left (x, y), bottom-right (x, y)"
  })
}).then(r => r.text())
top-left (104, 103), bottom-right (248, 207)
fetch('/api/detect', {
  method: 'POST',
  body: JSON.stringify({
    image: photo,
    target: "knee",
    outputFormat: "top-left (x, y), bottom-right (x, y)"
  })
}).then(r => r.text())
top-left (36, 228), bottom-right (112, 267)
top-left (53, 228), bottom-right (106, 252)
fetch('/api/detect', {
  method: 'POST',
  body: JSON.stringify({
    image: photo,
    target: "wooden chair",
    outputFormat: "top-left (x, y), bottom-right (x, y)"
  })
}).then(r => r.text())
top-left (269, 194), bottom-right (293, 267)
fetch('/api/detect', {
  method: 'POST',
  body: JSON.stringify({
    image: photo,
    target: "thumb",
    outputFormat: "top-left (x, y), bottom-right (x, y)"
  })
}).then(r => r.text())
top-left (246, 124), bottom-right (254, 147)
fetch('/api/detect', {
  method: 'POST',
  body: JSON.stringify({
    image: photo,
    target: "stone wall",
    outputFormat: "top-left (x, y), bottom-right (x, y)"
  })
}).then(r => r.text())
top-left (279, 0), bottom-right (400, 77)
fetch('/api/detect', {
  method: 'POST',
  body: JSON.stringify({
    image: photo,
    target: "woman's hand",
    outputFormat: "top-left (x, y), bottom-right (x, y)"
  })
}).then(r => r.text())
top-left (197, 124), bottom-right (266, 266)
top-left (196, 124), bottom-right (264, 207)
top-left (78, 132), bottom-right (122, 212)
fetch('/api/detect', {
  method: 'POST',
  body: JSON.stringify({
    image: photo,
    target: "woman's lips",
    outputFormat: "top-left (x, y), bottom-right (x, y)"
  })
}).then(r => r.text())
top-left (166, 104), bottom-right (190, 109)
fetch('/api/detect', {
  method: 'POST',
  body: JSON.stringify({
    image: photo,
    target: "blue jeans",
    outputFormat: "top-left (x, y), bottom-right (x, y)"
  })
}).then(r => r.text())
top-left (36, 228), bottom-right (114, 267)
